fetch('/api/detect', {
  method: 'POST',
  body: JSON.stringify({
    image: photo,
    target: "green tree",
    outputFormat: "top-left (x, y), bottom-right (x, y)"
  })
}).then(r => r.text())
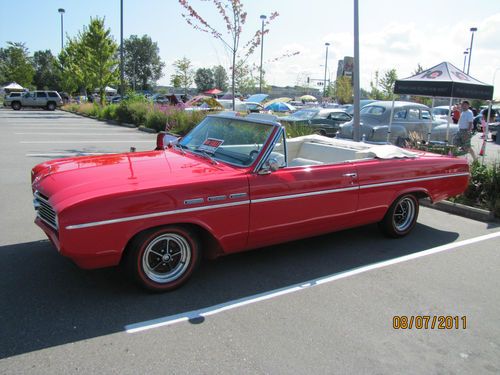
top-left (233, 60), bottom-right (259, 95)
top-left (379, 68), bottom-right (398, 99)
top-left (33, 50), bottom-right (60, 90)
top-left (83, 18), bottom-right (119, 103)
top-left (0, 42), bottom-right (34, 87)
top-left (194, 68), bottom-right (215, 92)
top-left (413, 63), bottom-right (424, 75)
top-left (213, 65), bottom-right (228, 91)
top-left (59, 17), bottom-right (118, 102)
top-left (58, 37), bottom-right (89, 94)
top-left (124, 35), bottom-right (164, 91)
top-left (334, 76), bottom-right (353, 104)
top-left (170, 57), bottom-right (194, 96)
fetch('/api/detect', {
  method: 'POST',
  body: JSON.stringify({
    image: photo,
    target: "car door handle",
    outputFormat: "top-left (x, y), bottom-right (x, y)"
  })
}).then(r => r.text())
top-left (343, 173), bottom-right (357, 178)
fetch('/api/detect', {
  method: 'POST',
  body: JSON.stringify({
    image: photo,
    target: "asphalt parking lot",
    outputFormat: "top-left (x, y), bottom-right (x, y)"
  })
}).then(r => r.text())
top-left (0, 108), bottom-right (499, 374)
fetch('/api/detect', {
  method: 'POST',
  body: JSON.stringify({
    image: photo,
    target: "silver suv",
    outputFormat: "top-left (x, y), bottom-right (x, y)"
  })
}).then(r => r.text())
top-left (7, 91), bottom-right (63, 111)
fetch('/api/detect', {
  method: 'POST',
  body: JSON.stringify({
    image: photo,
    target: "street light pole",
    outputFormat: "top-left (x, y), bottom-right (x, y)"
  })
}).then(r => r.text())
top-left (353, 0), bottom-right (361, 142)
top-left (467, 27), bottom-right (477, 75)
top-left (462, 49), bottom-right (469, 73)
top-left (120, 0), bottom-right (125, 97)
top-left (323, 42), bottom-right (330, 98)
top-left (259, 15), bottom-right (267, 93)
top-left (58, 8), bottom-right (65, 51)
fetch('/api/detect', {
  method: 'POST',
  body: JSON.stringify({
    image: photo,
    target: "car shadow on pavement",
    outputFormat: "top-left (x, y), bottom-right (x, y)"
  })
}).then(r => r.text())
top-left (0, 223), bottom-right (458, 359)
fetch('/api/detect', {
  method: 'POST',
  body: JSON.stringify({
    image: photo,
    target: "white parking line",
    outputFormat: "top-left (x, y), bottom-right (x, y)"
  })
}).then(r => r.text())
top-left (21, 140), bottom-right (152, 144)
top-left (125, 231), bottom-right (500, 333)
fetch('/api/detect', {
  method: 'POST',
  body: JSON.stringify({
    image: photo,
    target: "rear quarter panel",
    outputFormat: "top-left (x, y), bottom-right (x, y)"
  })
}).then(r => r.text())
top-left (354, 155), bottom-right (469, 222)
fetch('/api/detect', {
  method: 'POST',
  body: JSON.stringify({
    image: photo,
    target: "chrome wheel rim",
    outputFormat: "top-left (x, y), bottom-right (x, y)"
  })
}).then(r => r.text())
top-left (142, 233), bottom-right (191, 284)
top-left (393, 197), bottom-right (415, 232)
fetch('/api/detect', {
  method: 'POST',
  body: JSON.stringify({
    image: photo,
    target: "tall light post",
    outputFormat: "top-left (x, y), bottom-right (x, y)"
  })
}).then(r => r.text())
top-left (467, 27), bottom-right (477, 75)
top-left (120, 0), bottom-right (125, 97)
top-left (323, 42), bottom-right (330, 98)
top-left (58, 8), bottom-right (65, 51)
top-left (462, 49), bottom-right (469, 73)
top-left (259, 15), bottom-right (267, 93)
top-left (353, 0), bottom-right (361, 142)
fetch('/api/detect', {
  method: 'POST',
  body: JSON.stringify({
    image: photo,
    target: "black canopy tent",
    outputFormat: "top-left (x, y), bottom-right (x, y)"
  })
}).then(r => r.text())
top-left (394, 61), bottom-right (494, 100)
top-left (387, 62), bottom-right (494, 144)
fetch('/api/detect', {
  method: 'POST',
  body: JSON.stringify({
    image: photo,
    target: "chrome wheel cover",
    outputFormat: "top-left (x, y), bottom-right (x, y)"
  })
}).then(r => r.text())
top-left (142, 233), bottom-right (191, 284)
top-left (392, 197), bottom-right (415, 232)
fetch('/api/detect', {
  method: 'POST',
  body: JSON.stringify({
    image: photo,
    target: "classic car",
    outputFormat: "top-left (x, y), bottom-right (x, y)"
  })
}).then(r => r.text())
top-left (31, 112), bottom-right (469, 292)
top-left (337, 101), bottom-right (458, 144)
top-left (280, 108), bottom-right (352, 136)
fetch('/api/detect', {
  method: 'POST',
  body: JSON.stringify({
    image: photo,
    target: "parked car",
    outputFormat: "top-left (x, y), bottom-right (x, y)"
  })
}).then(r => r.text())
top-left (31, 112), bottom-right (469, 291)
top-left (343, 99), bottom-right (378, 115)
top-left (432, 106), bottom-right (451, 122)
top-left (8, 90), bottom-right (63, 110)
top-left (3, 91), bottom-right (23, 107)
top-left (338, 101), bottom-right (454, 144)
top-left (280, 108), bottom-right (352, 136)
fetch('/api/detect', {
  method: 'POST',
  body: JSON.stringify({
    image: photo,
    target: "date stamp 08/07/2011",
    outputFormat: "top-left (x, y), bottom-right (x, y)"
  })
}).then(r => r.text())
top-left (393, 316), bottom-right (467, 330)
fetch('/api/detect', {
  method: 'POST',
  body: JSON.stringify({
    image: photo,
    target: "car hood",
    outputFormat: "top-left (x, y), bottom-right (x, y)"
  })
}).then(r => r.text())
top-left (32, 149), bottom-right (241, 209)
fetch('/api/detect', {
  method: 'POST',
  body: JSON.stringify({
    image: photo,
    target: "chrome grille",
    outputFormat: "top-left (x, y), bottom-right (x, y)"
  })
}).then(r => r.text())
top-left (33, 191), bottom-right (58, 231)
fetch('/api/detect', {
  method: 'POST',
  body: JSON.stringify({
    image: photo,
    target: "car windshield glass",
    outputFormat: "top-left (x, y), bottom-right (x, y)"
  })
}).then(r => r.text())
top-left (432, 108), bottom-right (449, 116)
top-left (360, 106), bottom-right (385, 115)
top-left (179, 116), bottom-right (274, 167)
top-left (288, 109), bottom-right (318, 120)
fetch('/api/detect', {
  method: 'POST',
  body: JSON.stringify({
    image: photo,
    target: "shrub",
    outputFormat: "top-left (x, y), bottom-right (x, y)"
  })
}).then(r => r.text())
top-left (452, 161), bottom-right (500, 217)
top-left (283, 122), bottom-right (316, 138)
top-left (152, 105), bottom-right (207, 135)
top-left (115, 96), bottom-right (151, 126)
top-left (99, 104), bottom-right (118, 121)
top-left (145, 109), bottom-right (169, 132)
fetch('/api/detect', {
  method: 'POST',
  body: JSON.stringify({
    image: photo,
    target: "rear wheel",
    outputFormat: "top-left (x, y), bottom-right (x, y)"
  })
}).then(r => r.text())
top-left (378, 194), bottom-right (419, 238)
top-left (47, 102), bottom-right (56, 111)
top-left (11, 102), bottom-right (21, 110)
top-left (123, 226), bottom-right (201, 292)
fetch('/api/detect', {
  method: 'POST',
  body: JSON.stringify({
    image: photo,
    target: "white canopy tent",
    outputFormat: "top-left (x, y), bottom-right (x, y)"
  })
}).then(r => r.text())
top-left (2, 82), bottom-right (25, 92)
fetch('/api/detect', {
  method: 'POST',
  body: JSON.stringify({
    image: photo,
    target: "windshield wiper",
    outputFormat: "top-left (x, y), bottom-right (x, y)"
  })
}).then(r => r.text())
top-left (194, 149), bottom-right (219, 165)
top-left (173, 143), bottom-right (186, 155)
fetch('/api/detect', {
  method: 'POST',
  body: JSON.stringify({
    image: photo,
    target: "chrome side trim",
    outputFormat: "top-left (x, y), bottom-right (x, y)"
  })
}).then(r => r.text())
top-left (184, 198), bottom-right (204, 205)
top-left (66, 200), bottom-right (250, 230)
top-left (359, 172), bottom-right (469, 190)
top-left (207, 195), bottom-right (226, 202)
top-left (229, 193), bottom-right (247, 199)
top-left (66, 172), bottom-right (469, 230)
top-left (252, 186), bottom-right (359, 204)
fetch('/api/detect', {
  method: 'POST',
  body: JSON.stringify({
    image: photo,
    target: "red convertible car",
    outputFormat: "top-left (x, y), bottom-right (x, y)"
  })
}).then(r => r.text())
top-left (31, 113), bottom-right (469, 291)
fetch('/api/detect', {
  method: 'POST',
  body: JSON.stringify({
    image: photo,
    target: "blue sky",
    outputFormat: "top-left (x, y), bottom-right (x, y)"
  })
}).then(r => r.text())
top-left (1, 0), bottom-right (499, 97)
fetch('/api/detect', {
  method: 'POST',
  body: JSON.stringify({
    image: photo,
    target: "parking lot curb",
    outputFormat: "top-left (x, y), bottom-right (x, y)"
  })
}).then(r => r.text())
top-left (138, 126), bottom-right (157, 133)
top-left (421, 198), bottom-right (497, 222)
top-left (59, 108), bottom-right (138, 129)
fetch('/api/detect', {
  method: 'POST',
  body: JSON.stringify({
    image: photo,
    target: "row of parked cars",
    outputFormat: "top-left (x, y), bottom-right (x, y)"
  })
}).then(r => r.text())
top-left (282, 100), bottom-right (499, 145)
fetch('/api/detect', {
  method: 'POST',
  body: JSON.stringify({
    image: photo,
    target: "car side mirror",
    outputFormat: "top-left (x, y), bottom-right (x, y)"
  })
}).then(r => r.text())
top-left (258, 158), bottom-right (280, 175)
top-left (156, 132), bottom-right (181, 150)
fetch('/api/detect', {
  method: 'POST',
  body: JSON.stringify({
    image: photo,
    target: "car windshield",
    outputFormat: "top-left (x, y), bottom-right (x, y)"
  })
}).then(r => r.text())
top-left (432, 108), bottom-right (449, 116)
top-left (179, 116), bottom-right (275, 167)
top-left (288, 109), bottom-right (319, 120)
top-left (360, 106), bottom-right (385, 115)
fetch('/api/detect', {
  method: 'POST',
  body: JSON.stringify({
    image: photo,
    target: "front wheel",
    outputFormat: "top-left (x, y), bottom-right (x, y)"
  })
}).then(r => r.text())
top-left (47, 102), bottom-right (56, 111)
top-left (123, 226), bottom-right (201, 292)
top-left (11, 102), bottom-right (21, 110)
top-left (378, 194), bottom-right (419, 238)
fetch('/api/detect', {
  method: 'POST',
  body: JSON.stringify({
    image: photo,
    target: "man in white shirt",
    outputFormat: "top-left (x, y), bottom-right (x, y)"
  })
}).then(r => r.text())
top-left (456, 100), bottom-right (477, 162)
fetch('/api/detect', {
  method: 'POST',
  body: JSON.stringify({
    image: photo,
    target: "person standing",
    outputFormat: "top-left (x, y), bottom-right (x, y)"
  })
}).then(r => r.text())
top-left (456, 100), bottom-right (477, 162)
